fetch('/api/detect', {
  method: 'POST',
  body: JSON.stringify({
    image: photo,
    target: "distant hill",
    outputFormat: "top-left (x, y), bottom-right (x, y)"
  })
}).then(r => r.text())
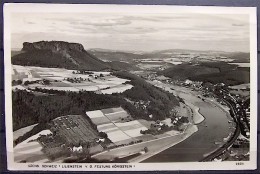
top-left (12, 41), bottom-right (110, 71)
top-left (161, 62), bottom-right (249, 85)
top-left (223, 52), bottom-right (250, 63)
top-left (88, 49), bottom-right (145, 62)
top-left (161, 63), bottom-right (220, 80)
top-left (190, 68), bottom-right (249, 85)
top-left (107, 61), bottom-right (140, 71)
top-left (89, 48), bottom-right (250, 63)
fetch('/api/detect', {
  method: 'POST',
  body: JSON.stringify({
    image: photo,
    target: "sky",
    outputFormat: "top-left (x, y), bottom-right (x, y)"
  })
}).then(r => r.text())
top-left (11, 12), bottom-right (250, 52)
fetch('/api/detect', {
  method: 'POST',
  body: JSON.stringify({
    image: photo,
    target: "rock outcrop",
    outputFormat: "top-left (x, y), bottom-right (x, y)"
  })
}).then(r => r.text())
top-left (12, 41), bottom-right (110, 70)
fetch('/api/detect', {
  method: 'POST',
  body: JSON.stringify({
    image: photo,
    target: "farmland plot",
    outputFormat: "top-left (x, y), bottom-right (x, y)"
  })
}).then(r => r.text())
top-left (114, 120), bottom-right (148, 138)
top-left (91, 117), bottom-right (111, 125)
top-left (14, 130), bottom-right (52, 163)
top-left (106, 129), bottom-right (132, 142)
top-left (52, 115), bottom-right (99, 145)
top-left (124, 127), bottom-right (148, 138)
top-left (13, 123), bottom-right (38, 140)
top-left (101, 107), bottom-right (125, 114)
top-left (97, 123), bottom-right (116, 131)
top-left (86, 110), bottom-right (111, 125)
top-left (101, 84), bottom-right (133, 94)
top-left (104, 111), bottom-right (129, 122)
top-left (39, 86), bottom-right (80, 91)
top-left (12, 65), bottom-right (132, 94)
top-left (88, 107), bottom-right (150, 144)
top-left (97, 123), bottom-right (118, 133)
top-left (86, 110), bottom-right (106, 119)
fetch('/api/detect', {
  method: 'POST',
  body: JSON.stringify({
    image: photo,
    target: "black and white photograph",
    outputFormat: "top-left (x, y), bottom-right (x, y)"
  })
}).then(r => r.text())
top-left (4, 3), bottom-right (257, 171)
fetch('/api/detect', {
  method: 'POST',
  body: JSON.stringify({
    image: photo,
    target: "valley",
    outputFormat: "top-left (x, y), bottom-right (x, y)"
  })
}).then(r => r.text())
top-left (11, 41), bottom-right (250, 164)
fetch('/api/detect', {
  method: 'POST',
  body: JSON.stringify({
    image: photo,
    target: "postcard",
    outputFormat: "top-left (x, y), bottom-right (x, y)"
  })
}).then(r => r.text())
top-left (4, 3), bottom-right (257, 171)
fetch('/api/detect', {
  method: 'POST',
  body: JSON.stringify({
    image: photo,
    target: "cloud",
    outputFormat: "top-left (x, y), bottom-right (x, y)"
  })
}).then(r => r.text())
top-left (26, 21), bottom-right (35, 24)
top-left (80, 18), bottom-right (131, 27)
top-left (232, 23), bottom-right (245, 27)
top-left (46, 16), bottom-right (132, 27)
top-left (11, 12), bottom-right (250, 52)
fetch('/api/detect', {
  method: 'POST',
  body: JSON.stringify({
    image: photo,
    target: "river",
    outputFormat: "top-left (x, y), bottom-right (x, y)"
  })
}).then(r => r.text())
top-left (143, 84), bottom-right (231, 162)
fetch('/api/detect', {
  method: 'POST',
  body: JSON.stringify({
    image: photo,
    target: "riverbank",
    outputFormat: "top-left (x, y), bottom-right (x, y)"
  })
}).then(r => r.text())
top-left (130, 124), bottom-right (198, 162)
top-left (148, 81), bottom-right (205, 125)
top-left (143, 82), bottom-right (231, 162)
top-left (185, 102), bottom-right (205, 124)
top-left (92, 124), bottom-right (198, 162)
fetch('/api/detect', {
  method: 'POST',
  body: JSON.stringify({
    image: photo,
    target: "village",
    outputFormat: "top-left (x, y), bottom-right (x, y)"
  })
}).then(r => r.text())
top-left (135, 71), bottom-right (250, 162)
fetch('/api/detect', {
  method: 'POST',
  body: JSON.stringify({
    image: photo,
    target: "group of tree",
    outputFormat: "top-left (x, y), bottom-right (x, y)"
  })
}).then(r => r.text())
top-left (12, 89), bottom-right (146, 131)
top-left (12, 71), bottom-right (181, 146)
top-left (12, 80), bottom-right (22, 86)
top-left (113, 71), bottom-right (180, 121)
top-left (160, 62), bottom-right (250, 86)
top-left (66, 77), bottom-right (86, 83)
top-left (23, 79), bottom-right (50, 86)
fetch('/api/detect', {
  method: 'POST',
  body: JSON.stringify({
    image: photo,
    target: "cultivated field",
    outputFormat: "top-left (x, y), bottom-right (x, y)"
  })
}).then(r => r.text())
top-left (51, 115), bottom-right (99, 145)
top-left (86, 107), bottom-right (149, 145)
top-left (12, 65), bottom-right (133, 94)
top-left (14, 130), bottom-right (52, 163)
top-left (137, 63), bottom-right (163, 70)
top-left (13, 123), bottom-right (38, 140)
top-left (228, 63), bottom-right (250, 67)
top-left (229, 83), bottom-right (250, 97)
top-left (229, 83), bottom-right (250, 90)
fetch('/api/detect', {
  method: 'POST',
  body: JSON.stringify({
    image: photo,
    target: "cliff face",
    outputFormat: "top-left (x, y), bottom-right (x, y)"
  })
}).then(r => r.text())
top-left (12, 41), bottom-right (110, 70)
top-left (22, 41), bottom-right (85, 52)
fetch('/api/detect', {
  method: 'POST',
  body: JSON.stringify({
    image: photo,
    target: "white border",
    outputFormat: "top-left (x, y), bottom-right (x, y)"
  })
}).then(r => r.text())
top-left (4, 3), bottom-right (258, 171)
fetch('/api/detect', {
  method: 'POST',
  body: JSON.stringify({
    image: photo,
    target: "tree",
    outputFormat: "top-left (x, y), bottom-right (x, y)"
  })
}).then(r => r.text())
top-left (24, 81), bottom-right (29, 86)
top-left (17, 80), bottom-right (22, 85)
top-left (12, 80), bottom-right (16, 86)
top-left (140, 130), bottom-right (145, 134)
top-left (98, 132), bottom-right (108, 138)
top-left (43, 79), bottom-right (50, 85)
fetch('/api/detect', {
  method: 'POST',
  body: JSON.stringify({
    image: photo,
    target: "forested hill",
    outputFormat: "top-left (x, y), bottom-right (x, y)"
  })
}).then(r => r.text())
top-left (161, 62), bottom-right (249, 85)
top-left (113, 71), bottom-right (180, 120)
top-left (11, 41), bottom-right (110, 71)
top-left (13, 72), bottom-right (180, 131)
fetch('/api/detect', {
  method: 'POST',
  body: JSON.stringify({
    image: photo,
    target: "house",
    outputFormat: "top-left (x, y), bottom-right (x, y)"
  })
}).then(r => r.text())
top-left (150, 123), bottom-right (161, 131)
top-left (72, 145), bottom-right (83, 153)
top-left (184, 79), bottom-right (193, 85)
top-left (96, 138), bottom-right (105, 143)
top-left (155, 120), bottom-right (163, 126)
